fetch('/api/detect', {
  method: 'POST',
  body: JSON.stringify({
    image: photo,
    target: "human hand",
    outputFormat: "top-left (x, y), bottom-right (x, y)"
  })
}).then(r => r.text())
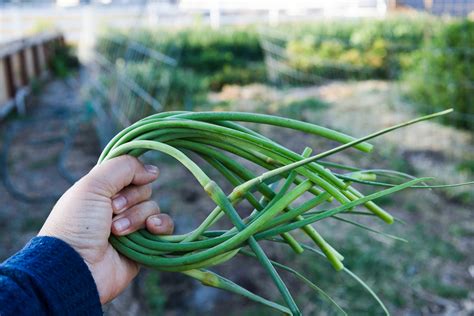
top-left (38, 155), bottom-right (174, 304)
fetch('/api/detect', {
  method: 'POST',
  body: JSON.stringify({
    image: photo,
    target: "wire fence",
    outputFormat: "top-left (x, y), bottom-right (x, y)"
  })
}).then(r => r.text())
top-left (258, 12), bottom-right (473, 188)
top-left (258, 18), bottom-right (474, 129)
top-left (85, 29), bottom-right (179, 145)
top-left (81, 0), bottom-right (473, 185)
top-left (259, 28), bottom-right (326, 86)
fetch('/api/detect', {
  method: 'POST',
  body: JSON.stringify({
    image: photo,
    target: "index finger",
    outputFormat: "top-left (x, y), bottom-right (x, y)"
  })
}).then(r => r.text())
top-left (84, 155), bottom-right (159, 197)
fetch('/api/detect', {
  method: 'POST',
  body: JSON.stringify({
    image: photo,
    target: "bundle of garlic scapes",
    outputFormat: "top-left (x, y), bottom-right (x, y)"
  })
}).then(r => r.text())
top-left (98, 109), bottom-right (460, 316)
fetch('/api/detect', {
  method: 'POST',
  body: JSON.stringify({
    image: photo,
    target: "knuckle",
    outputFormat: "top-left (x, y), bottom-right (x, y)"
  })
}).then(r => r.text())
top-left (145, 200), bottom-right (160, 212)
top-left (129, 186), bottom-right (141, 200)
top-left (162, 214), bottom-right (174, 232)
top-left (161, 213), bottom-right (173, 226)
top-left (123, 155), bottom-right (137, 175)
top-left (142, 185), bottom-right (152, 198)
top-left (77, 174), bottom-right (110, 196)
top-left (168, 219), bottom-right (175, 231)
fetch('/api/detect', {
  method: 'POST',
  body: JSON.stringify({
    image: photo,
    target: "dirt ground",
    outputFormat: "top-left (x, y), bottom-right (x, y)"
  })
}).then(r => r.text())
top-left (1, 78), bottom-right (472, 315)
top-left (209, 80), bottom-right (474, 315)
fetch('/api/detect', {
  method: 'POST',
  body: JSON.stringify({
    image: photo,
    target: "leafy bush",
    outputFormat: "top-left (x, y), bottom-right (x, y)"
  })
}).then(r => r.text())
top-left (403, 20), bottom-right (474, 130)
top-left (96, 26), bottom-right (265, 100)
top-left (97, 18), bottom-right (438, 93)
top-left (175, 27), bottom-right (263, 73)
top-left (206, 63), bottom-right (266, 90)
top-left (49, 43), bottom-right (80, 78)
top-left (117, 61), bottom-right (208, 111)
top-left (96, 17), bottom-right (474, 125)
top-left (283, 17), bottom-right (434, 80)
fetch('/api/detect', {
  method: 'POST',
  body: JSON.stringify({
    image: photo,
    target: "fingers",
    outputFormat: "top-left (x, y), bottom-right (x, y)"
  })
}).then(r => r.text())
top-left (111, 201), bottom-right (174, 236)
top-left (146, 214), bottom-right (174, 235)
top-left (112, 184), bottom-right (152, 214)
top-left (112, 200), bottom-right (160, 236)
top-left (85, 155), bottom-right (159, 197)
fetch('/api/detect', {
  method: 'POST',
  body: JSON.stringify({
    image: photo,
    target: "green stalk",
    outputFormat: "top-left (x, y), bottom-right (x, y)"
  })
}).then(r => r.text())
top-left (182, 269), bottom-right (291, 315)
top-left (97, 109), bottom-right (459, 315)
top-left (171, 111), bottom-right (373, 152)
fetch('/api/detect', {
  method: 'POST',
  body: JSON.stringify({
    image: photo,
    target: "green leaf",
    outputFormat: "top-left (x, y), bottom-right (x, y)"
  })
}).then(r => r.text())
top-left (182, 269), bottom-right (292, 315)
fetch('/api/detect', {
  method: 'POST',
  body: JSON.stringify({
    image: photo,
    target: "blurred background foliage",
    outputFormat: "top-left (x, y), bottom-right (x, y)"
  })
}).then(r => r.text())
top-left (403, 19), bottom-right (474, 130)
top-left (96, 16), bottom-right (473, 130)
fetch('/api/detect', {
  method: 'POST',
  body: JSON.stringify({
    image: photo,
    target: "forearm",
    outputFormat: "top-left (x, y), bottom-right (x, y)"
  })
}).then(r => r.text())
top-left (0, 236), bottom-right (102, 315)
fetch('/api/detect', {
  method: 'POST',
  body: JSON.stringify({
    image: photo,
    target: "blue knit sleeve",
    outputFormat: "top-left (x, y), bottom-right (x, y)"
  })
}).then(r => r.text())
top-left (0, 236), bottom-right (102, 315)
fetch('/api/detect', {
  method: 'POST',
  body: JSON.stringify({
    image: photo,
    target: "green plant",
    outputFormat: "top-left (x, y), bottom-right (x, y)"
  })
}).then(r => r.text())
top-left (120, 62), bottom-right (208, 110)
top-left (282, 17), bottom-right (434, 81)
top-left (403, 19), bottom-right (474, 130)
top-left (277, 98), bottom-right (329, 119)
top-left (167, 69), bottom-right (208, 109)
top-left (293, 220), bottom-right (468, 314)
top-left (49, 43), bottom-right (80, 78)
top-left (207, 64), bottom-right (266, 91)
top-left (96, 16), bottom-right (441, 101)
top-left (457, 158), bottom-right (474, 174)
top-left (143, 272), bottom-right (166, 314)
top-left (176, 27), bottom-right (263, 73)
top-left (96, 109), bottom-right (465, 315)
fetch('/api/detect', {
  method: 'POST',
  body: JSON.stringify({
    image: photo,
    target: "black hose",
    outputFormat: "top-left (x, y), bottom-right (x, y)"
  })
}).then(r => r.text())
top-left (0, 106), bottom-right (91, 203)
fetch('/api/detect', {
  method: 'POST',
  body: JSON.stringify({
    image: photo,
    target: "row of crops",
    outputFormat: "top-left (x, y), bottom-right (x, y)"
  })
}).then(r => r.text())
top-left (93, 16), bottom-right (474, 130)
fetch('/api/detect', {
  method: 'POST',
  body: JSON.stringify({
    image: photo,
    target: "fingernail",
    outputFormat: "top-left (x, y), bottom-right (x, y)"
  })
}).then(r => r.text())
top-left (112, 195), bottom-right (127, 211)
top-left (145, 164), bottom-right (159, 174)
top-left (150, 216), bottom-right (162, 227)
top-left (113, 217), bottom-right (130, 232)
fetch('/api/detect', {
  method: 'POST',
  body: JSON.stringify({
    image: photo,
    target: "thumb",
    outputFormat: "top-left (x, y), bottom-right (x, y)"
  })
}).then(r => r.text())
top-left (83, 155), bottom-right (159, 197)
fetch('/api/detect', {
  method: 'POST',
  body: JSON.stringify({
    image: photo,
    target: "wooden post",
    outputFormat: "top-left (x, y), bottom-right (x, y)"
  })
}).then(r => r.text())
top-left (32, 44), bottom-right (41, 76)
top-left (18, 49), bottom-right (29, 86)
top-left (3, 56), bottom-right (16, 99)
top-left (1, 33), bottom-right (66, 119)
top-left (42, 42), bottom-right (49, 66)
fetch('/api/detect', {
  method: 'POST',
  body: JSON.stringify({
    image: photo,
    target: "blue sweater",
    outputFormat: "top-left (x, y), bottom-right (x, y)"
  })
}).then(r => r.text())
top-left (0, 236), bottom-right (102, 315)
